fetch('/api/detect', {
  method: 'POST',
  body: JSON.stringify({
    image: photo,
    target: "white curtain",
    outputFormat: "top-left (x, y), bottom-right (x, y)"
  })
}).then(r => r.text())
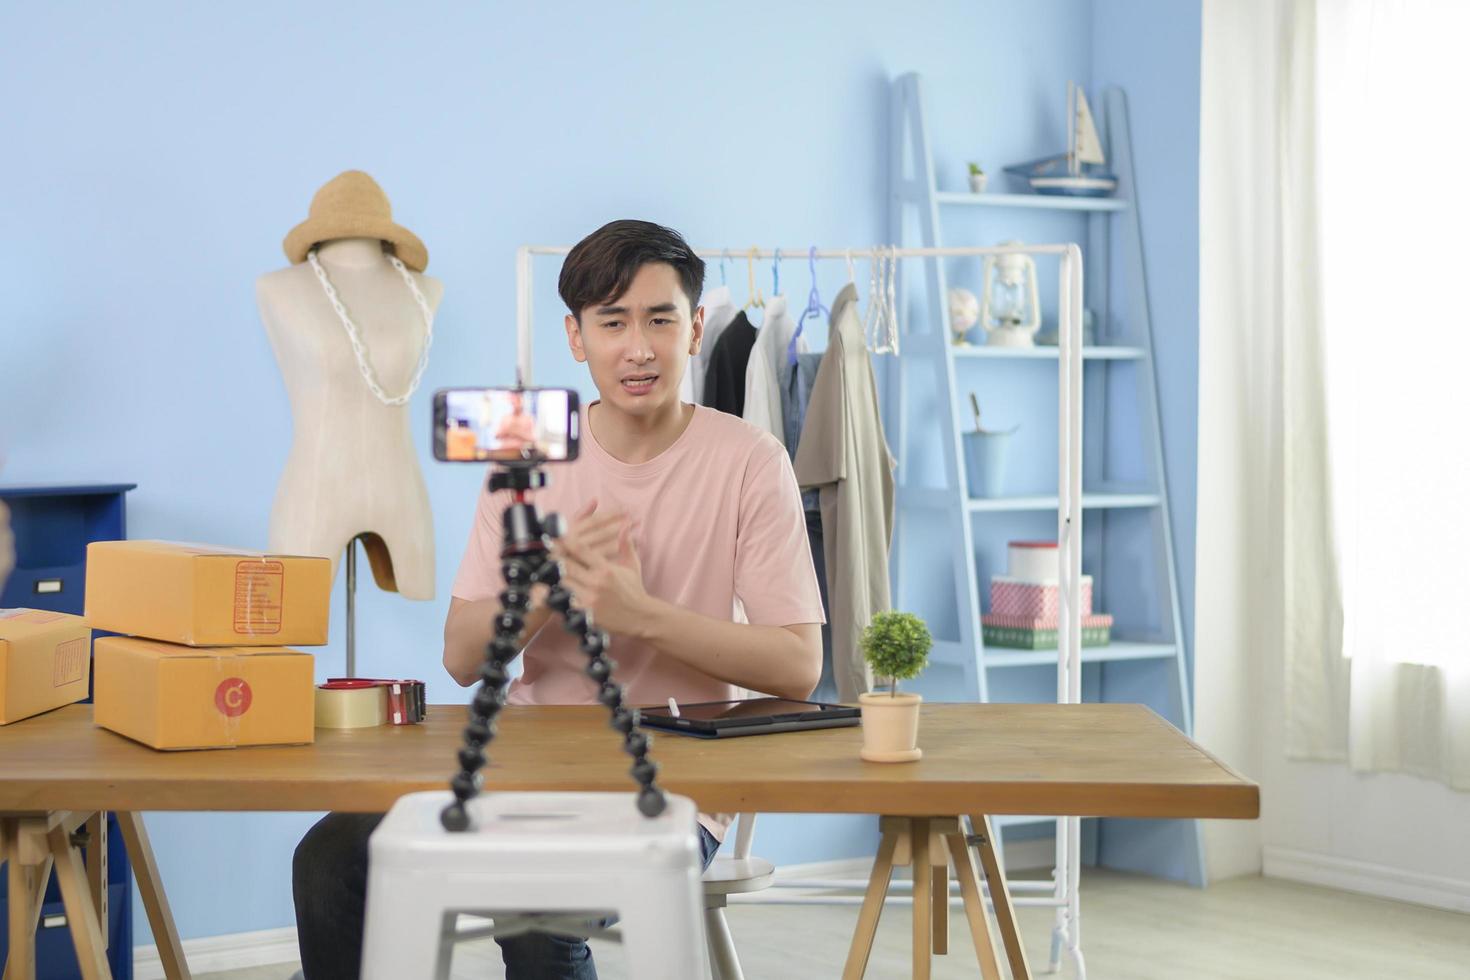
top-left (1317, 0), bottom-right (1470, 787)
top-left (1200, 0), bottom-right (1470, 795)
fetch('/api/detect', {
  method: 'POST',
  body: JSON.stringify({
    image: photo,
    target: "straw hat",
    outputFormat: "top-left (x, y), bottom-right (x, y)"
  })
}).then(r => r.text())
top-left (282, 170), bottom-right (428, 271)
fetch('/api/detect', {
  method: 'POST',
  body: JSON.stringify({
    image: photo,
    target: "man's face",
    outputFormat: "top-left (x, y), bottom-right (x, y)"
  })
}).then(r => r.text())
top-left (565, 262), bottom-right (703, 418)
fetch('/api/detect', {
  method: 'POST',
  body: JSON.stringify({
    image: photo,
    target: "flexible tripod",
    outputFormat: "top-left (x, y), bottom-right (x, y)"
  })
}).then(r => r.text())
top-left (441, 462), bottom-right (667, 831)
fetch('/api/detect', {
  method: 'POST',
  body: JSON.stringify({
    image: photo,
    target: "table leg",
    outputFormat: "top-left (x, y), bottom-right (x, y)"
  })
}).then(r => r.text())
top-left (46, 822), bottom-right (111, 980)
top-left (27, 855), bottom-right (55, 941)
top-left (84, 813), bottom-right (108, 954)
top-left (911, 818), bottom-right (931, 980)
top-left (116, 812), bottom-right (192, 980)
top-left (970, 814), bottom-right (1032, 980)
top-left (840, 827), bottom-right (900, 980)
top-left (931, 862), bottom-right (949, 955)
top-left (4, 818), bottom-right (37, 980)
top-left (944, 829), bottom-right (1002, 980)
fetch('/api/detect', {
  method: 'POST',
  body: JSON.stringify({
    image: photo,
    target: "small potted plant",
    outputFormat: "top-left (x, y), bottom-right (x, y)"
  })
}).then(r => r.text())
top-left (858, 611), bottom-right (933, 763)
top-left (968, 162), bottom-right (988, 194)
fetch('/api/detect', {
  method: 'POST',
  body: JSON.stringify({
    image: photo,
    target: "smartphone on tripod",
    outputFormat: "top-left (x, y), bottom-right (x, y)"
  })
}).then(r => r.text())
top-left (432, 387), bottom-right (580, 464)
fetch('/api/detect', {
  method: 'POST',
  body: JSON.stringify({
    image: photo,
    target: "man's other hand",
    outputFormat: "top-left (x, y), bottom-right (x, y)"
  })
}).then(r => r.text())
top-left (555, 519), bottom-right (651, 639)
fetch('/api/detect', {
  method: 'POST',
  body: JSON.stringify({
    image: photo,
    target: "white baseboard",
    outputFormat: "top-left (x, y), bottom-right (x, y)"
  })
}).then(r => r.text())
top-left (773, 855), bottom-right (872, 880)
top-left (1263, 845), bottom-right (1470, 914)
top-left (769, 836), bottom-right (1054, 883)
top-left (133, 926), bottom-right (300, 980)
top-left (130, 841), bottom-right (1054, 975)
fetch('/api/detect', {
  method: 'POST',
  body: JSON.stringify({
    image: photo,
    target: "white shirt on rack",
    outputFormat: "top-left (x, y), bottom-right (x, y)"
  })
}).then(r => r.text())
top-left (683, 285), bottom-right (738, 405)
top-left (742, 294), bottom-right (806, 444)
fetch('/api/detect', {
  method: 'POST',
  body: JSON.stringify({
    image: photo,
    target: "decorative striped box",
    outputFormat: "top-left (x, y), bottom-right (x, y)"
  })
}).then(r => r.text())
top-left (989, 575), bottom-right (1093, 619)
top-left (981, 613), bottom-right (1113, 650)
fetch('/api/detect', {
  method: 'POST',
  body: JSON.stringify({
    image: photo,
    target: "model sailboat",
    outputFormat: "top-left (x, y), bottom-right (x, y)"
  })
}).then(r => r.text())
top-left (1005, 82), bottom-right (1118, 197)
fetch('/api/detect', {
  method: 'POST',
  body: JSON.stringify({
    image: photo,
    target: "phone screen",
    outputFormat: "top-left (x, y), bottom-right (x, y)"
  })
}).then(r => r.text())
top-left (433, 387), bottom-right (580, 463)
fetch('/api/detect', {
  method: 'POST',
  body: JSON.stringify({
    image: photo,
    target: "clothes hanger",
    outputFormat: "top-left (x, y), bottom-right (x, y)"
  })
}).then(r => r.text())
top-left (875, 245), bottom-right (901, 355)
top-left (771, 247), bottom-right (783, 300)
top-left (742, 247), bottom-right (765, 312)
top-left (862, 246), bottom-right (885, 352)
top-left (790, 246), bottom-right (830, 366)
top-left (845, 248), bottom-right (857, 285)
top-left (719, 248), bottom-right (731, 287)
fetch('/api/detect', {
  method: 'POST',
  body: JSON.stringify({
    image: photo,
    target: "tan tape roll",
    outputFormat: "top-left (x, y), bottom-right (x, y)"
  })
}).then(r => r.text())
top-left (315, 685), bottom-right (388, 729)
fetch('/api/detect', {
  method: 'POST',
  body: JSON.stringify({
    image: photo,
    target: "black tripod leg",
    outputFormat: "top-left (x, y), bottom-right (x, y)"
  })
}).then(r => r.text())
top-left (440, 554), bottom-right (534, 831)
top-left (440, 492), bottom-right (668, 831)
top-left (543, 566), bottom-right (668, 818)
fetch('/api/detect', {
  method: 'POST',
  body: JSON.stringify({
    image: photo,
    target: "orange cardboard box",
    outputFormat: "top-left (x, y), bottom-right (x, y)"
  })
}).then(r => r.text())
top-left (85, 540), bottom-right (331, 647)
top-left (0, 608), bottom-right (92, 725)
top-left (93, 635), bottom-right (315, 750)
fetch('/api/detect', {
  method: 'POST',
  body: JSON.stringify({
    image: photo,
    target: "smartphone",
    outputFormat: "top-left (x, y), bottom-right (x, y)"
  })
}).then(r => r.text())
top-left (432, 387), bottom-right (580, 464)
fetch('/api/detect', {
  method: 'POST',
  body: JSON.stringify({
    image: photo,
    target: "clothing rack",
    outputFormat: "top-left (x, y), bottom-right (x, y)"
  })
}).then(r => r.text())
top-left (513, 242), bottom-right (1086, 926)
top-left (515, 243), bottom-right (1077, 383)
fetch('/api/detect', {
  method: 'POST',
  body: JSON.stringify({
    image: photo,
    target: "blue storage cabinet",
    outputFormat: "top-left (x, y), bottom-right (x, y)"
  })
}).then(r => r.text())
top-left (1, 483), bottom-right (137, 979)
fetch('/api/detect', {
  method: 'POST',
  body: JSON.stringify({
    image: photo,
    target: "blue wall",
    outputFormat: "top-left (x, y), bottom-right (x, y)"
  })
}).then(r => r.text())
top-left (1092, 0), bottom-right (1201, 678)
top-left (0, 0), bottom-right (1200, 947)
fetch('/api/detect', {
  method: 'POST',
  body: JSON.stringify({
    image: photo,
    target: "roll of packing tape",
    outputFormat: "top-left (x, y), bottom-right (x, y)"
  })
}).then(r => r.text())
top-left (325, 677), bottom-right (427, 725)
top-left (315, 681), bottom-right (388, 729)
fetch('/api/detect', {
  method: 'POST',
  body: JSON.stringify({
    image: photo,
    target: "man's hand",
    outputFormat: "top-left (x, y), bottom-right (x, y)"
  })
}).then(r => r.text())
top-left (443, 498), bottom-right (634, 687)
top-left (555, 498), bottom-right (820, 700)
top-left (555, 520), bottom-right (651, 639)
top-left (535, 499), bottom-right (629, 606)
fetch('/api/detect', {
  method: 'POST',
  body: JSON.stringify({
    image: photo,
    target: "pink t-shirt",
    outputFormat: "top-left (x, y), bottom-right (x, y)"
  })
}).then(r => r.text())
top-left (451, 403), bottom-right (827, 708)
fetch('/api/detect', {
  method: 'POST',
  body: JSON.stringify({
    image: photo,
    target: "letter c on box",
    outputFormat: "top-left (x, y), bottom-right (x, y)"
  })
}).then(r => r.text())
top-left (215, 677), bottom-right (253, 718)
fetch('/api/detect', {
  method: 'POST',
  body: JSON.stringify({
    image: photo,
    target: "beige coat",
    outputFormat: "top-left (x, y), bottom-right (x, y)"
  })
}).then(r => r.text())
top-left (793, 283), bottom-right (896, 700)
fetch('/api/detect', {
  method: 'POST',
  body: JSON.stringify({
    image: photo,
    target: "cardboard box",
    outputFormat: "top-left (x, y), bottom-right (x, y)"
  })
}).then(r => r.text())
top-left (990, 575), bottom-right (1094, 619)
top-left (0, 608), bottom-right (92, 725)
top-left (981, 613), bottom-right (1114, 650)
top-left (85, 540), bottom-right (331, 646)
top-left (93, 635), bottom-right (315, 749)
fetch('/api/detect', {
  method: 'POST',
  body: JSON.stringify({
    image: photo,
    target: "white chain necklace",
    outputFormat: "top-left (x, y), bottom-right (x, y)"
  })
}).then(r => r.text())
top-left (307, 248), bottom-right (435, 407)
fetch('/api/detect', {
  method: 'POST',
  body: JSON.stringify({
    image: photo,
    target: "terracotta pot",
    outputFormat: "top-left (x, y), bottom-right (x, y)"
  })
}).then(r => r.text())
top-left (858, 692), bottom-right (923, 763)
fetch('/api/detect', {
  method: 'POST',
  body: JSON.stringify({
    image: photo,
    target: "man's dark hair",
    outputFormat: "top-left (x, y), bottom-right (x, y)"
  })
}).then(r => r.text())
top-left (558, 220), bottom-right (705, 322)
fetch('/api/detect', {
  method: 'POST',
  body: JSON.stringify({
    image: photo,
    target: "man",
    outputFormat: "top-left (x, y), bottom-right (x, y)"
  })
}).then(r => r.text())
top-left (486, 389), bottom-right (537, 460)
top-left (293, 219), bottom-right (825, 980)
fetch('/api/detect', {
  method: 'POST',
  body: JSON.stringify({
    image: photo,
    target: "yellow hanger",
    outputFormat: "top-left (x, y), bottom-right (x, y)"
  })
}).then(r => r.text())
top-left (742, 247), bottom-right (765, 311)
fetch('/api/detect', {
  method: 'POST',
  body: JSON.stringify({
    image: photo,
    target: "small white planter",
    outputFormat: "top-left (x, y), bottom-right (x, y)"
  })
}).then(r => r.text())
top-left (859, 692), bottom-right (923, 763)
top-left (968, 172), bottom-right (989, 194)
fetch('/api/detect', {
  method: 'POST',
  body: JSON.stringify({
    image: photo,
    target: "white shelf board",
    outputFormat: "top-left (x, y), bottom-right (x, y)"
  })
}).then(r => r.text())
top-left (981, 641), bottom-right (1177, 669)
top-left (994, 814), bottom-right (1060, 829)
top-left (952, 345), bottom-right (1145, 361)
top-left (991, 814), bottom-right (1102, 831)
top-left (965, 492), bottom-right (1162, 513)
top-left (935, 191), bottom-right (1129, 212)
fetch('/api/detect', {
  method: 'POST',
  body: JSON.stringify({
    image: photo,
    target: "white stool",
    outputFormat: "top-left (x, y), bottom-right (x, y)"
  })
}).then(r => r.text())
top-left (361, 790), bottom-right (709, 980)
top-left (701, 813), bottom-right (774, 980)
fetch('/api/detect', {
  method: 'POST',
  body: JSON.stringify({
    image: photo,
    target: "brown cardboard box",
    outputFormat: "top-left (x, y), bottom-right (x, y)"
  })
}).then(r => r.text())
top-left (93, 635), bottom-right (315, 750)
top-left (85, 540), bottom-right (331, 646)
top-left (0, 608), bottom-right (92, 725)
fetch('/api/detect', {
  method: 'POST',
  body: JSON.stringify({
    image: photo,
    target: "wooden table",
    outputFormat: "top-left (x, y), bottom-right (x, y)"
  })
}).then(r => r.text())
top-left (0, 703), bottom-right (1257, 979)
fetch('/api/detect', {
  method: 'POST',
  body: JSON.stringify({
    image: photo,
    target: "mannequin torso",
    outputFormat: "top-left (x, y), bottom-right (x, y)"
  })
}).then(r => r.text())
top-left (256, 238), bottom-right (442, 599)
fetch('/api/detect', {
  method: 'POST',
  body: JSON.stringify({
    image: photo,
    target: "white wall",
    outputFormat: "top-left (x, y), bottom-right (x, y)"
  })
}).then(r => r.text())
top-left (1259, 669), bottom-right (1470, 911)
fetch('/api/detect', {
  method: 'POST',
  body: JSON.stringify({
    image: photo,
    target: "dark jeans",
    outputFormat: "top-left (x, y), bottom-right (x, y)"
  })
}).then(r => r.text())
top-left (293, 811), bottom-right (721, 980)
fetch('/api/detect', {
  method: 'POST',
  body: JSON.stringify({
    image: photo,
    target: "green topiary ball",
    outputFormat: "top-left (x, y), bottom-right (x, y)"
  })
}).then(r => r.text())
top-left (860, 611), bottom-right (933, 694)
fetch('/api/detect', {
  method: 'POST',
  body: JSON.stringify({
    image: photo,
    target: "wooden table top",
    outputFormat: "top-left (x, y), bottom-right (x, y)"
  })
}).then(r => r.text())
top-left (0, 703), bottom-right (1257, 819)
